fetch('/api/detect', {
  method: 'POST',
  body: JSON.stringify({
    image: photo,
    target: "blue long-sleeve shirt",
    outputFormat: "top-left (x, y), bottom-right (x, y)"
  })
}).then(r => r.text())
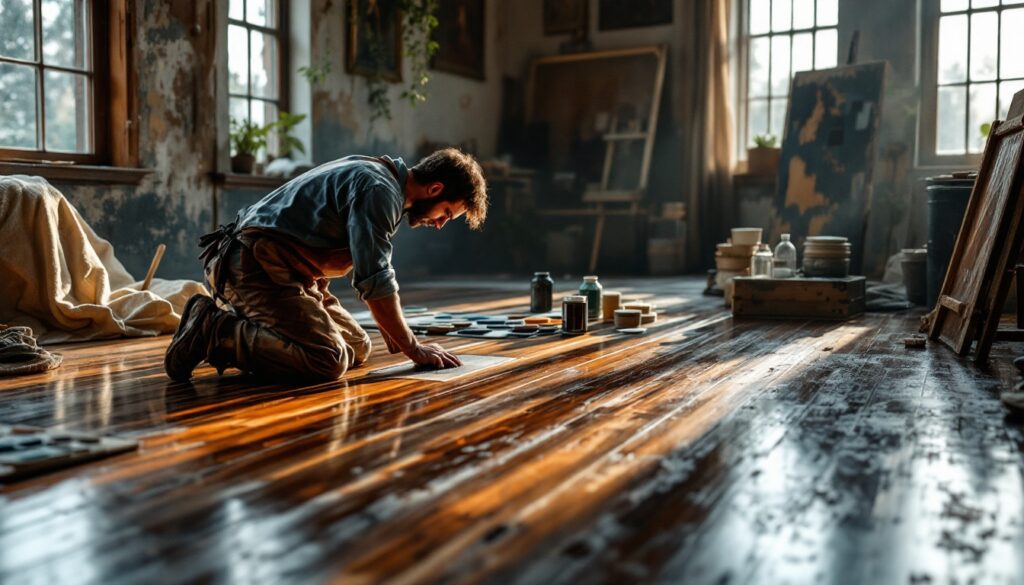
top-left (235, 155), bottom-right (407, 301)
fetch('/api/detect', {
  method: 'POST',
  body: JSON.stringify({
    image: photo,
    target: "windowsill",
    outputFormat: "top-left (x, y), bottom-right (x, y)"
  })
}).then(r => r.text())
top-left (210, 172), bottom-right (288, 190)
top-left (0, 161), bottom-right (152, 185)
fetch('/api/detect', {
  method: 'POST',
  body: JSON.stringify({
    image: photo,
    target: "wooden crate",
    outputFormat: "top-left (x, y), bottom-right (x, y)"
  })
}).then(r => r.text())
top-left (732, 276), bottom-right (866, 321)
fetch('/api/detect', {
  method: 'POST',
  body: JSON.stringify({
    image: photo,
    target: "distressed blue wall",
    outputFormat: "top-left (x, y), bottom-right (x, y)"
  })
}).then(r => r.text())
top-left (47, 1), bottom-right (219, 282)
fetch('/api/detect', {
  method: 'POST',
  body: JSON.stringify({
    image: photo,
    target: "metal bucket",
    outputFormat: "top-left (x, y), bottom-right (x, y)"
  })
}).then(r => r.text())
top-left (926, 175), bottom-right (974, 307)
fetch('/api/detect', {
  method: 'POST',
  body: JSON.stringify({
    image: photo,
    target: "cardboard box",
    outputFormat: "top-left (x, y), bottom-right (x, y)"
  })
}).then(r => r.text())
top-left (731, 276), bottom-right (866, 320)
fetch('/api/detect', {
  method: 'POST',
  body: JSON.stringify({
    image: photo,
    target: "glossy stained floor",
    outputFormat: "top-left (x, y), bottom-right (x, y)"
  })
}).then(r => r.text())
top-left (1, 278), bottom-right (1023, 585)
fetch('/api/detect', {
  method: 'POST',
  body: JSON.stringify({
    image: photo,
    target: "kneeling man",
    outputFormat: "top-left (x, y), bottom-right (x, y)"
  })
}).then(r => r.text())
top-left (165, 148), bottom-right (488, 381)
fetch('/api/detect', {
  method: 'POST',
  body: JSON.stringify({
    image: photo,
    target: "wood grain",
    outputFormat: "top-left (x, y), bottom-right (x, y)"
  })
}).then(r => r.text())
top-left (0, 277), bottom-right (1021, 585)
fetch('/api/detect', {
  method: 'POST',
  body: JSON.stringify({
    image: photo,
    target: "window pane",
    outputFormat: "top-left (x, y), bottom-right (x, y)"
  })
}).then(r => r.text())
top-left (250, 31), bottom-right (276, 99)
top-left (748, 99), bottom-right (769, 147)
top-left (792, 32), bottom-right (813, 73)
top-left (42, 0), bottom-right (88, 69)
top-left (969, 12), bottom-right (998, 81)
top-left (937, 85), bottom-right (967, 155)
top-left (972, 0), bottom-right (998, 6)
top-left (816, 0), bottom-right (838, 26)
top-left (749, 36), bottom-right (770, 98)
top-left (230, 97), bottom-right (249, 124)
top-left (0, 63), bottom-right (37, 148)
top-left (1004, 0), bottom-right (1024, 5)
top-left (228, 25), bottom-right (248, 94)
top-left (250, 99), bottom-right (273, 127)
top-left (229, 0), bottom-right (243, 20)
top-left (749, 0), bottom-right (770, 34)
top-left (770, 97), bottom-right (788, 137)
top-left (938, 15), bottom-right (968, 83)
top-left (969, 82), bottom-right (996, 153)
top-left (0, 0), bottom-right (35, 61)
top-left (941, 0), bottom-right (968, 10)
top-left (793, 0), bottom-right (814, 28)
top-left (772, 0), bottom-right (792, 31)
top-left (1002, 9), bottom-right (1024, 78)
top-left (247, 0), bottom-right (275, 27)
top-left (999, 80), bottom-right (1024, 118)
top-left (814, 28), bottom-right (837, 69)
top-left (44, 70), bottom-right (91, 152)
top-left (771, 35), bottom-right (791, 95)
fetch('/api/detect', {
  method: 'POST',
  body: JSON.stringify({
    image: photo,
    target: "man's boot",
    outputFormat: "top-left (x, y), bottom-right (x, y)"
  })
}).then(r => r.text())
top-left (164, 294), bottom-right (223, 381)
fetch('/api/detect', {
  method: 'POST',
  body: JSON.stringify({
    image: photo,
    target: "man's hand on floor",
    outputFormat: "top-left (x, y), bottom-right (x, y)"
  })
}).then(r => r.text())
top-left (407, 343), bottom-right (462, 369)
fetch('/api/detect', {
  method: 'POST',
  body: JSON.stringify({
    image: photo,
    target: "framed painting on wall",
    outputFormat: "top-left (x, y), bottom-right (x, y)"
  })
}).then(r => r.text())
top-left (431, 0), bottom-right (485, 80)
top-left (543, 0), bottom-right (587, 35)
top-left (598, 0), bottom-right (672, 31)
top-left (347, 0), bottom-right (403, 82)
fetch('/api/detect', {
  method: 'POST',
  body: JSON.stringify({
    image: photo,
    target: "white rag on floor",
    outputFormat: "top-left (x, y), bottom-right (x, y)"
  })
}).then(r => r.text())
top-left (0, 175), bottom-right (208, 345)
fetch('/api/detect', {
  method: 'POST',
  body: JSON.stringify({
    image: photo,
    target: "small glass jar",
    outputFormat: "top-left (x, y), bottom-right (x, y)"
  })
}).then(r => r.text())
top-left (773, 233), bottom-right (797, 278)
top-left (751, 244), bottom-right (774, 278)
top-left (530, 272), bottom-right (554, 313)
top-left (578, 275), bottom-right (603, 320)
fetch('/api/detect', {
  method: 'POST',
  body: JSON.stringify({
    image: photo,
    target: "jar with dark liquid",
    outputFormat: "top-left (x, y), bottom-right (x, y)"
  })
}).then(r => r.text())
top-left (561, 295), bottom-right (588, 335)
top-left (530, 271), bottom-right (554, 313)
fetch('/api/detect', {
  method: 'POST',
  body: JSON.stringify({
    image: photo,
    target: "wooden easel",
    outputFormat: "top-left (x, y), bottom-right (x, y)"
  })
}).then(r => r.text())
top-left (583, 54), bottom-right (666, 272)
top-left (526, 46), bottom-right (667, 273)
top-left (928, 90), bottom-right (1024, 364)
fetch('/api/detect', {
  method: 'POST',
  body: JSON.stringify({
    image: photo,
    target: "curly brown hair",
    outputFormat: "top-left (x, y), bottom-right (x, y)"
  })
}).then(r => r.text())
top-left (410, 148), bottom-right (488, 230)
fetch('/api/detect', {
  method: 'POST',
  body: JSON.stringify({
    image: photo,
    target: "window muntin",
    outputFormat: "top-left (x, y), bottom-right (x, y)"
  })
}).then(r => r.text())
top-left (933, 0), bottom-right (1024, 158)
top-left (228, 0), bottom-right (285, 159)
top-left (0, 0), bottom-right (95, 157)
top-left (741, 0), bottom-right (839, 150)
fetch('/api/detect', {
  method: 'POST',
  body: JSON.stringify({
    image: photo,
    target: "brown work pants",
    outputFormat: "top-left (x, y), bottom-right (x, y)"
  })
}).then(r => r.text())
top-left (206, 237), bottom-right (372, 380)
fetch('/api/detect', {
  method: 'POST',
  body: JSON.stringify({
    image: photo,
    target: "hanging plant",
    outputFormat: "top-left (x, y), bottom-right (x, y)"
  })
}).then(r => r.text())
top-left (399, 0), bottom-right (440, 107)
top-left (350, 0), bottom-right (439, 122)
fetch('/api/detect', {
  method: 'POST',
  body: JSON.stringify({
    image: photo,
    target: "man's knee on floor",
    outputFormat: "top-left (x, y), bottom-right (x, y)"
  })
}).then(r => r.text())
top-left (305, 345), bottom-right (350, 380)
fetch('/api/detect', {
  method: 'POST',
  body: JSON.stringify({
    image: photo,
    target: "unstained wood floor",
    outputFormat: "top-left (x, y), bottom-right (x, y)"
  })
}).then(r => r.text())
top-left (1, 277), bottom-right (1023, 585)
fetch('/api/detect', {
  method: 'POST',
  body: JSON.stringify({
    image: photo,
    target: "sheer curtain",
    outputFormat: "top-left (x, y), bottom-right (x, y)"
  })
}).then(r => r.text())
top-left (679, 0), bottom-right (735, 269)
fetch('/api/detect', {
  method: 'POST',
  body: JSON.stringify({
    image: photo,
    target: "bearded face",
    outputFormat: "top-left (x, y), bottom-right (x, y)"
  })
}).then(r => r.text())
top-left (406, 196), bottom-right (444, 228)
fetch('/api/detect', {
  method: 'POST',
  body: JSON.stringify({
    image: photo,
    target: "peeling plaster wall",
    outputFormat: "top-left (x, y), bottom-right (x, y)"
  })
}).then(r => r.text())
top-left (51, 0), bottom-right (219, 281)
top-left (309, 0), bottom-right (504, 162)
top-left (308, 0), bottom-right (506, 278)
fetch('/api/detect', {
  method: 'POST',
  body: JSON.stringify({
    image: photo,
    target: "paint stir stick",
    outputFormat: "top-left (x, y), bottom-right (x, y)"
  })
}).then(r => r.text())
top-left (141, 244), bottom-right (166, 291)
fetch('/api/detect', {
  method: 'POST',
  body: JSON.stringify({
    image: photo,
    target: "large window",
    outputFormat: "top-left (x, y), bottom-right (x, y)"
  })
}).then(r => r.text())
top-left (922, 0), bottom-right (1024, 165)
top-left (228, 0), bottom-right (287, 157)
top-left (739, 0), bottom-right (839, 151)
top-left (0, 0), bottom-right (105, 162)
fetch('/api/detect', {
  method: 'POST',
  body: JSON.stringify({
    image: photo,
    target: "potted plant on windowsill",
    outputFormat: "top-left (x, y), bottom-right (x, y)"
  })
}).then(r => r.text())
top-left (229, 117), bottom-right (270, 174)
top-left (273, 112), bottom-right (308, 160)
top-left (747, 134), bottom-right (781, 176)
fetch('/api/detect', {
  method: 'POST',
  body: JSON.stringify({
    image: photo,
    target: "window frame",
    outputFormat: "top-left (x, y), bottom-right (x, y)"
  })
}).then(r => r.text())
top-left (919, 0), bottom-right (1024, 167)
top-left (734, 0), bottom-right (839, 161)
top-left (0, 0), bottom-right (111, 164)
top-left (227, 0), bottom-right (290, 157)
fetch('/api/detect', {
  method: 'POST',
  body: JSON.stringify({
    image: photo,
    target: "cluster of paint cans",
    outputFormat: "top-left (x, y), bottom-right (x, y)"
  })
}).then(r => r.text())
top-left (558, 289), bottom-right (657, 336)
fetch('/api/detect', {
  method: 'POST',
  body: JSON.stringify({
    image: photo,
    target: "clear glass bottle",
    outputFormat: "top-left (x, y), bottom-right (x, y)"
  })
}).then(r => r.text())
top-left (752, 243), bottom-right (774, 278)
top-left (578, 275), bottom-right (603, 320)
top-left (773, 233), bottom-right (797, 278)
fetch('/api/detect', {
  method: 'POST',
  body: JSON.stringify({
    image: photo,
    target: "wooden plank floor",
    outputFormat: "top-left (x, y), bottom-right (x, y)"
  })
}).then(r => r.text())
top-left (1, 277), bottom-right (1023, 585)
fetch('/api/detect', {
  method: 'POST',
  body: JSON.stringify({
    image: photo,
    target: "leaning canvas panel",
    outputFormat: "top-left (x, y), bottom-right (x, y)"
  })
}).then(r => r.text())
top-left (772, 62), bottom-right (888, 275)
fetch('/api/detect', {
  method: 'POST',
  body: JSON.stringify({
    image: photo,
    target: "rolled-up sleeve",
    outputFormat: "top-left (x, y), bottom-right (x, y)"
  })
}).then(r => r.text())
top-left (347, 186), bottom-right (402, 301)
